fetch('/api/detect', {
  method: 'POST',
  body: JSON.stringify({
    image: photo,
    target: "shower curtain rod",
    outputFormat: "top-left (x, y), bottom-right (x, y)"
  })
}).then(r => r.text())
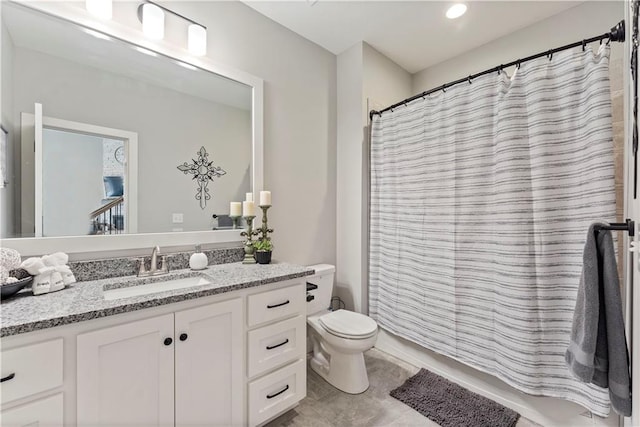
top-left (369, 20), bottom-right (626, 120)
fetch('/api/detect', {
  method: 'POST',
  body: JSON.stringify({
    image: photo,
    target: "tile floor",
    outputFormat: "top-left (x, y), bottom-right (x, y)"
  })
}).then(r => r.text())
top-left (266, 348), bottom-right (541, 427)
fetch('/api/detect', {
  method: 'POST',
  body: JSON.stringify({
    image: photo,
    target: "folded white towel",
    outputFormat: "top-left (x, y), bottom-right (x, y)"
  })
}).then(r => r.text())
top-left (32, 266), bottom-right (56, 295)
top-left (49, 271), bottom-right (65, 293)
top-left (42, 252), bottom-right (69, 267)
top-left (56, 264), bottom-right (76, 286)
top-left (21, 258), bottom-right (46, 276)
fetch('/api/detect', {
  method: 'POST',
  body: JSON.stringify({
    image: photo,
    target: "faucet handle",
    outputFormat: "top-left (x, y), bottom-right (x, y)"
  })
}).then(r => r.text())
top-left (138, 258), bottom-right (148, 276)
top-left (159, 255), bottom-right (169, 273)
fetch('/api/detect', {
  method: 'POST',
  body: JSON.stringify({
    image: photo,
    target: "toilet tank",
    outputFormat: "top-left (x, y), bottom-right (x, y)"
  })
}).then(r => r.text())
top-left (306, 264), bottom-right (335, 315)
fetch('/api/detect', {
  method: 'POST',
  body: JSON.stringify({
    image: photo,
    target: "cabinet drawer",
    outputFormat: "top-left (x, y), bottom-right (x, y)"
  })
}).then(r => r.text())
top-left (1, 392), bottom-right (64, 426)
top-left (1, 339), bottom-right (63, 404)
top-left (247, 283), bottom-right (305, 327)
top-left (248, 358), bottom-right (306, 427)
top-left (248, 316), bottom-right (305, 378)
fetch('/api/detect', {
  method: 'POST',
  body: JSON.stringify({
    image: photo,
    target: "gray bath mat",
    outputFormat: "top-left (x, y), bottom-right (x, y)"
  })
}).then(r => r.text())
top-left (390, 368), bottom-right (520, 427)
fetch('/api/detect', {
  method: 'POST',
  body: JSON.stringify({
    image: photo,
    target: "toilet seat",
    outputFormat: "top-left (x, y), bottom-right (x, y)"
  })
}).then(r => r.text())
top-left (318, 310), bottom-right (377, 339)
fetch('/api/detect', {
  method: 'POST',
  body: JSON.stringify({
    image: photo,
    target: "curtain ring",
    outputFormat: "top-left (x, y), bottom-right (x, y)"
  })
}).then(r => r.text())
top-left (516, 59), bottom-right (521, 69)
top-left (442, 84), bottom-right (446, 93)
top-left (582, 40), bottom-right (587, 51)
top-left (547, 50), bottom-right (553, 61)
top-left (468, 75), bottom-right (472, 84)
top-left (497, 65), bottom-right (504, 75)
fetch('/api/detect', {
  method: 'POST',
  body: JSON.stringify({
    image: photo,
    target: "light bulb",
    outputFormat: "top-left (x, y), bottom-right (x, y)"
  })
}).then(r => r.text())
top-left (446, 3), bottom-right (467, 19)
top-left (86, 0), bottom-right (112, 20)
top-left (188, 24), bottom-right (207, 56)
top-left (142, 3), bottom-right (164, 40)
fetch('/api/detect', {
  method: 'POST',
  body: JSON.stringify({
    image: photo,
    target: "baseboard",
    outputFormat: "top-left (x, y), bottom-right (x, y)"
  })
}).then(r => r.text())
top-left (375, 329), bottom-right (618, 427)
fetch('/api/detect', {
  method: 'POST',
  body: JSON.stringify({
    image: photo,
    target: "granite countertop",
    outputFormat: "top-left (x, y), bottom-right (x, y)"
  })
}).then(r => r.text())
top-left (1, 262), bottom-right (315, 337)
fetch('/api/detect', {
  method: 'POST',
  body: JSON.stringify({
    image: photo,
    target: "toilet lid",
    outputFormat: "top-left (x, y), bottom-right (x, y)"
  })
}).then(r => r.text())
top-left (318, 310), bottom-right (377, 339)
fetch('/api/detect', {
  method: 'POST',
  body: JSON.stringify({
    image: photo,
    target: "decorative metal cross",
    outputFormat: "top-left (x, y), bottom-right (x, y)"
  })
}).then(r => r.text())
top-left (177, 147), bottom-right (226, 209)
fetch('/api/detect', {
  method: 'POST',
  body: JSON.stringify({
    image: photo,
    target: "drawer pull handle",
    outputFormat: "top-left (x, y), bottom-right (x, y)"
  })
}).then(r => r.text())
top-left (266, 339), bottom-right (289, 350)
top-left (266, 384), bottom-right (289, 399)
top-left (179, 333), bottom-right (188, 341)
top-left (164, 337), bottom-right (173, 346)
top-left (267, 300), bottom-right (290, 309)
top-left (1, 373), bottom-right (15, 382)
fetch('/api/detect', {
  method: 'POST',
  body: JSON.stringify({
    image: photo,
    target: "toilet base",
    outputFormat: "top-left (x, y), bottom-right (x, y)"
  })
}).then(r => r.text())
top-left (310, 349), bottom-right (370, 394)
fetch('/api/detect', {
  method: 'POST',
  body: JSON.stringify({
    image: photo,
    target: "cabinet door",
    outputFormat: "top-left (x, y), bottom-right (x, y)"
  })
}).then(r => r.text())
top-left (1, 393), bottom-right (63, 427)
top-left (175, 298), bottom-right (243, 427)
top-left (77, 314), bottom-right (174, 426)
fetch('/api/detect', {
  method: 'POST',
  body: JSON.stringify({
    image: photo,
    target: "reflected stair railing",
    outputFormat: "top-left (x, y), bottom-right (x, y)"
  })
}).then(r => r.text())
top-left (89, 196), bottom-right (124, 235)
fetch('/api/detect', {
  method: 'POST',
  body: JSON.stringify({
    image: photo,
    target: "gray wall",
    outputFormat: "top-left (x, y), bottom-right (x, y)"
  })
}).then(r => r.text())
top-left (336, 42), bottom-right (413, 312)
top-left (166, 1), bottom-right (337, 266)
top-left (413, 2), bottom-right (624, 93)
top-left (1, 18), bottom-right (15, 238)
top-left (12, 46), bottom-right (252, 234)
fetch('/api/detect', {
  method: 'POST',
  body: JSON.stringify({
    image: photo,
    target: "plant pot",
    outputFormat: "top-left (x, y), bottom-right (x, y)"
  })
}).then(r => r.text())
top-left (255, 250), bottom-right (272, 264)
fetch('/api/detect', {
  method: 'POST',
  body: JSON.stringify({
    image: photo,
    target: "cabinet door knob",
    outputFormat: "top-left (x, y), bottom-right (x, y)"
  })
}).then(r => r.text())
top-left (164, 337), bottom-right (173, 346)
top-left (266, 384), bottom-right (289, 399)
top-left (267, 300), bottom-right (290, 309)
top-left (0, 373), bottom-right (15, 382)
top-left (179, 333), bottom-right (188, 341)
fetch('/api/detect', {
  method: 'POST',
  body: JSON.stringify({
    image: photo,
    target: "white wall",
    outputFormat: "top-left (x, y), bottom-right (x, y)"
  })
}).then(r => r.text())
top-left (12, 46), bottom-right (252, 235)
top-left (373, 2), bottom-right (625, 426)
top-left (1, 15), bottom-right (15, 238)
top-left (164, 1), bottom-right (337, 266)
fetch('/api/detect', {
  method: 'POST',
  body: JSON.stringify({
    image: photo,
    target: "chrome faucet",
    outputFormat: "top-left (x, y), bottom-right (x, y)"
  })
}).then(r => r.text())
top-left (138, 246), bottom-right (169, 277)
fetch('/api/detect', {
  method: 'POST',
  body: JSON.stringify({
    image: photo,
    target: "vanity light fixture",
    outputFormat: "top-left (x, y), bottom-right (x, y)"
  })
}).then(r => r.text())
top-left (141, 2), bottom-right (165, 40)
top-left (188, 24), bottom-right (207, 57)
top-left (446, 3), bottom-right (467, 19)
top-left (138, 1), bottom-right (208, 56)
top-left (86, 0), bottom-right (112, 20)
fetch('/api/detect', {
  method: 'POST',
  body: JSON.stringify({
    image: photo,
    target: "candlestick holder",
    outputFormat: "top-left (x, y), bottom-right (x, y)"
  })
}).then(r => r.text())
top-left (240, 215), bottom-right (259, 264)
top-left (258, 205), bottom-right (274, 242)
top-left (230, 215), bottom-right (241, 229)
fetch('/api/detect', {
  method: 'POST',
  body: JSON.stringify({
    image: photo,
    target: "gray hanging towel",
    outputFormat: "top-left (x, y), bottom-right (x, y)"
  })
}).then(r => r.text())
top-left (565, 222), bottom-right (631, 416)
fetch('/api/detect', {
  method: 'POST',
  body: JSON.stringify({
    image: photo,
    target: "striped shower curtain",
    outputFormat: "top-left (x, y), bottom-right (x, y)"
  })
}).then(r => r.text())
top-left (369, 45), bottom-right (616, 416)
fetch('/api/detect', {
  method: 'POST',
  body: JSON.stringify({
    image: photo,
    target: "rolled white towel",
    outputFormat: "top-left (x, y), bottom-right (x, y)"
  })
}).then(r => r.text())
top-left (21, 258), bottom-right (46, 276)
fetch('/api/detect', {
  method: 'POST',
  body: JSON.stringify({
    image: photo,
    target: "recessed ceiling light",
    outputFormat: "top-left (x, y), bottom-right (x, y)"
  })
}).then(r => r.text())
top-left (83, 28), bottom-right (112, 41)
top-left (446, 3), bottom-right (467, 19)
top-left (134, 46), bottom-right (158, 57)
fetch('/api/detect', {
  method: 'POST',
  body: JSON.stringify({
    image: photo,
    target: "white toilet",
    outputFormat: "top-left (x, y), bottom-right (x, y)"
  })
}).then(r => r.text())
top-left (306, 264), bottom-right (378, 394)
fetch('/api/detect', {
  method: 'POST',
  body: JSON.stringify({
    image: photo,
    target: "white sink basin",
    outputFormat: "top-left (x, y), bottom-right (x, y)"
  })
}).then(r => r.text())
top-left (103, 274), bottom-right (211, 300)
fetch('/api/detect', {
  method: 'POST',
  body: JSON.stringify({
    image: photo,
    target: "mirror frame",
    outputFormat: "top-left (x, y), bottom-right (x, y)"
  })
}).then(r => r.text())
top-left (1, 0), bottom-right (263, 256)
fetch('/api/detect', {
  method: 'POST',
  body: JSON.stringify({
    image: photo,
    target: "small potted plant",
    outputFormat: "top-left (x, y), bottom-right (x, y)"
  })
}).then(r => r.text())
top-left (253, 239), bottom-right (273, 264)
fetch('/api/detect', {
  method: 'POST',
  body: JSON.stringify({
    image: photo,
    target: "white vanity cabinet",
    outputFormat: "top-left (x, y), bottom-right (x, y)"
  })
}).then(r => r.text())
top-left (246, 283), bottom-right (307, 426)
top-left (0, 274), bottom-right (310, 427)
top-left (77, 298), bottom-right (243, 427)
top-left (0, 339), bottom-right (64, 427)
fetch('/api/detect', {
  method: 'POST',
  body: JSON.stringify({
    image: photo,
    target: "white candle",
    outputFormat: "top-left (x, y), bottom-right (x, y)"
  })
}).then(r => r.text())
top-left (259, 191), bottom-right (271, 206)
top-left (245, 192), bottom-right (253, 202)
top-left (230, 202), bottom-right (242, 217)
top-left (243, 201), bottom-right (256, 217)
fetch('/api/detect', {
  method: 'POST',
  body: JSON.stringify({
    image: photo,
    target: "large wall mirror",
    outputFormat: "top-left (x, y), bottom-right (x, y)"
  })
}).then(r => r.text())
top-left (1, 1), bottom-right (263, 255)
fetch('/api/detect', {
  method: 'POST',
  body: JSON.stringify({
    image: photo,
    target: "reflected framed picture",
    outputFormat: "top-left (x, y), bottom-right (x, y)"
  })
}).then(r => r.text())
top-left (0, 125), bottom-right (7, 188)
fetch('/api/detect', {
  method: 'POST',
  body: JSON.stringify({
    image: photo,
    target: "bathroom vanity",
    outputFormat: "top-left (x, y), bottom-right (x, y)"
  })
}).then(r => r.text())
top-left (0, 262), bottom-right (314, 427)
